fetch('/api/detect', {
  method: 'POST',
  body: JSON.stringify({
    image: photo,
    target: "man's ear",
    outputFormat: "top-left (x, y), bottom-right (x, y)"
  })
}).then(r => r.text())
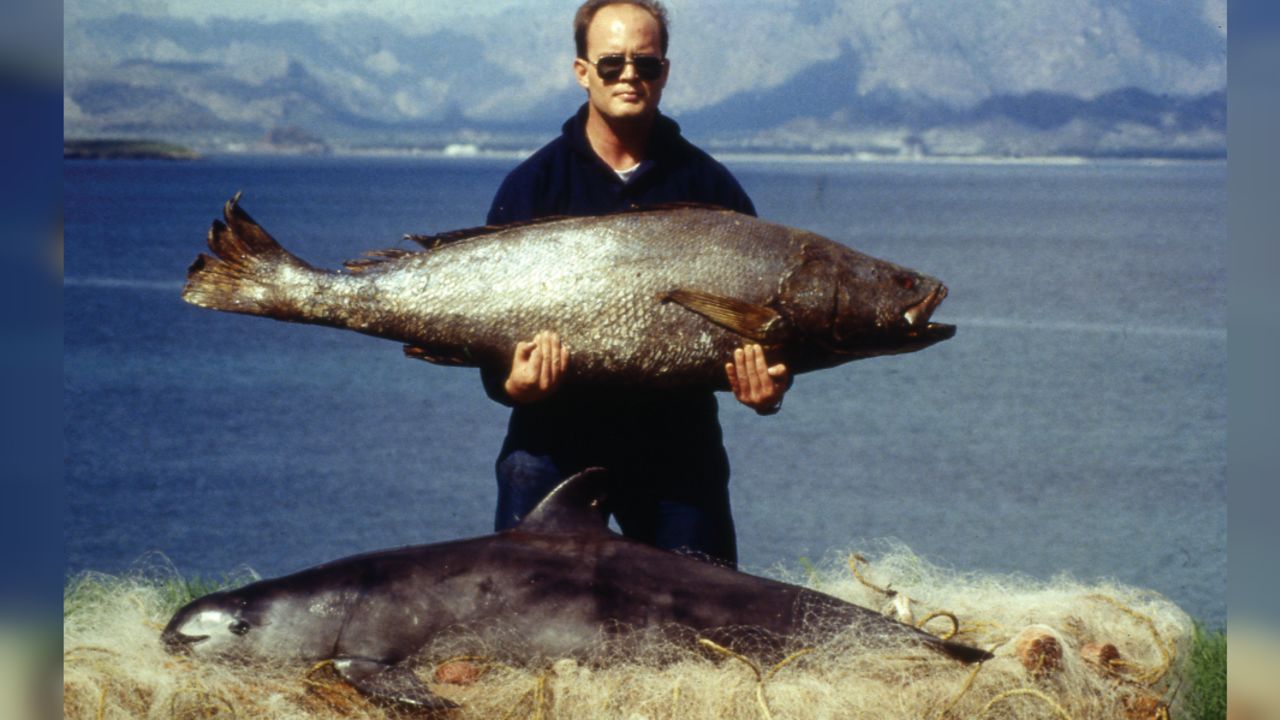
top-left (573, 58), bottom-right (591, 90)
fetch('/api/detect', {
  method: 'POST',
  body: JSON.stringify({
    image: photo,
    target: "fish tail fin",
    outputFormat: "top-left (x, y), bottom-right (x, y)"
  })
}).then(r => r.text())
top-left (182, 193), bottom-right (314, 315)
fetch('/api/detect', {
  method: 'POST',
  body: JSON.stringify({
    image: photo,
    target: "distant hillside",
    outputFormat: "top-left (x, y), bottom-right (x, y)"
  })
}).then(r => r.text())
top-left (63, 3), bottom-right (1225, 158)
top-left (63, 139), bottom-right (199, 160)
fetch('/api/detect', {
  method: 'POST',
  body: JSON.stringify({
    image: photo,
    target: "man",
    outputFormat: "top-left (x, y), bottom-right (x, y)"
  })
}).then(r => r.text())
top-left (483, 0), bottom-right (788, 568)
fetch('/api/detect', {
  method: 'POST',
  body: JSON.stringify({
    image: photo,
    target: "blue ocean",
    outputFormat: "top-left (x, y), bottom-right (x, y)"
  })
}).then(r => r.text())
top-left (63, 155), bottom-right (1225, 627)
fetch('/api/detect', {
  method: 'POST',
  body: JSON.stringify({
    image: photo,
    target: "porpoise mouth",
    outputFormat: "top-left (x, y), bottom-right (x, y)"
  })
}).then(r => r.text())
top-left (902, 285), bottom-right (953, 338)
top-left (162, 630), bottom-right (209, 654)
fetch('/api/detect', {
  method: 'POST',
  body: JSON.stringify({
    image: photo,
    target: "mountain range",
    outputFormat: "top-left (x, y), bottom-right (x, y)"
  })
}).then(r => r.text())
top-left (63, 2), bottom-right (1226, 158)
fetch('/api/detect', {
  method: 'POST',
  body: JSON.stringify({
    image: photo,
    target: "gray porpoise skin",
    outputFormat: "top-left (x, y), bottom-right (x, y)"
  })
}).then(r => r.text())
top-left (182, 197), bottom-right (954, 389)
top-left (163, 470), bottom-right (990, 711)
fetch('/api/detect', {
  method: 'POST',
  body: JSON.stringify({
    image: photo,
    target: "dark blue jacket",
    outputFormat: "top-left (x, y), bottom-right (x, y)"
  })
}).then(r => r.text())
top-left (487, 104), bottom-right (755, 225)
top-left (483, 106), bottom-right (756, 478)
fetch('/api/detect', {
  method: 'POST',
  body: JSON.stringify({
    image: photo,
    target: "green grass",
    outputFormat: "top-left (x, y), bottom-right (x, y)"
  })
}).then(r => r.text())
top-left (1182, 622), bottom-right (1226, 720)
top-left (63, 571), bottom-right (246, 620)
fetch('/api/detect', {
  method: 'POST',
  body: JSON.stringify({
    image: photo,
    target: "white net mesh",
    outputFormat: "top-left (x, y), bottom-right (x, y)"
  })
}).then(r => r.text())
top-left (64, 543), bottom-right (1190, 719)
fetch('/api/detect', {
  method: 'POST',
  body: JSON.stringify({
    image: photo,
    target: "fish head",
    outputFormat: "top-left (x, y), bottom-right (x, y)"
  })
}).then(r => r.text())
top-left (162, 589), bottom-right (262, 659)
top-left (782, 242), bottom-right (955, 360)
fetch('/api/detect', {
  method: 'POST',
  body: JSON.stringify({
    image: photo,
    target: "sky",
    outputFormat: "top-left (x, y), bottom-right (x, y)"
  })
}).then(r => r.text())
top-left (66, 0), bottom-right (1226, 48)
top-left (66, 0), bottom-right (552, 24)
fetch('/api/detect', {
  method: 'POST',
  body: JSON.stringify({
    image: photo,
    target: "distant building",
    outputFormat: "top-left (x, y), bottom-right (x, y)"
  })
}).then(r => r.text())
top-left (260, 126), bottom-right (331, 155)
top-left (901, 135), bottom-right (927, 160)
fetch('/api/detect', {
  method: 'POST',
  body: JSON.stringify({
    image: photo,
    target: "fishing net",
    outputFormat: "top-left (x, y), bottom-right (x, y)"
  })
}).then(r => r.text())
top-left (64, 542), bottom-right (1191, 719)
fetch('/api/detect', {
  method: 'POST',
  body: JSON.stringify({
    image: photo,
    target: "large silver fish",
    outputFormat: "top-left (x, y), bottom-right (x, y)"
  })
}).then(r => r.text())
top-left (182, 196), bottom-right (954, 388)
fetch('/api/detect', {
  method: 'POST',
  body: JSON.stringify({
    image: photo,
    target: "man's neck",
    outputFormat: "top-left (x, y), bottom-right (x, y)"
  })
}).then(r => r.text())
top-left (583, 107), bottom-right (656, 171)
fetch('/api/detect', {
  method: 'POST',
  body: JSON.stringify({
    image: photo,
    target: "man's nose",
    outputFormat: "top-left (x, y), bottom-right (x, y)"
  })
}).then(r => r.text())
top-left (617, 58), bottom-right (640, 81)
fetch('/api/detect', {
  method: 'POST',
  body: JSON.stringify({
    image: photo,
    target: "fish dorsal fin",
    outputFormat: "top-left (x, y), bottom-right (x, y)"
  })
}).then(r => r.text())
top-left (405, 215), bottom-right (585, 250)
top-left (343, 248), bottom-right (418, 273)
top-left (515, 468), bottom-right (611, 535)
top-left (404, 204), bottom-right (740, 250)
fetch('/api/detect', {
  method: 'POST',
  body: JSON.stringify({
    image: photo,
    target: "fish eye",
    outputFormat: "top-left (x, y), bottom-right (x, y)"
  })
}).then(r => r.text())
top-left (229, 620), bottom-right (250, 636)
top-left (897, 274), bottom-right (916, 291)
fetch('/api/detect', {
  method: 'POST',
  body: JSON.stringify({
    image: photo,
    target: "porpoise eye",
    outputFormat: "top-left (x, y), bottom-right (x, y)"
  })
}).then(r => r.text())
top-left (897, 274), bottom-right (915, 291)
top-left (230, 620), bottom-right (250, 636)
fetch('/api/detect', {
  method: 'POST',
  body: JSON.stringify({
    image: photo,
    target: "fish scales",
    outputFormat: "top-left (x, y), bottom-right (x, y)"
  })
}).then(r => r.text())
top-left (183, 198), bottom-right (954, 388)
top-left (387, 211), bottom-right (791, 381)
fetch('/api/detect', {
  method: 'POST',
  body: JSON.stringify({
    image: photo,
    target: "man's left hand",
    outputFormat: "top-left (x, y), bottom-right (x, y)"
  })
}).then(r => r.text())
top-left (725, 344), bottom-right (790, 415)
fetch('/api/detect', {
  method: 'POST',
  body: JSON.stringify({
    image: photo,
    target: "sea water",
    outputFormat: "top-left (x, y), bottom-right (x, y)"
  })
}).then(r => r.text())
top-left (63, 155), bottom-right (1225, 627)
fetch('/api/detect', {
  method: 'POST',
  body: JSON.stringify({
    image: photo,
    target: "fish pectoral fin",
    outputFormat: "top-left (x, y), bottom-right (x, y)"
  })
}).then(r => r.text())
top-left (333, 657), bottom-right (459, 711)
top-left (660, 289), bottom-right (782, 342)
top-left (403, 343), bottom-right (478, 367)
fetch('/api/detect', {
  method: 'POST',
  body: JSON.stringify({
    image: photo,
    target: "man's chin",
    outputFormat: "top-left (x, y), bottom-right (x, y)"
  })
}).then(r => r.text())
top-left (604, 100), bottom-right (656, 121)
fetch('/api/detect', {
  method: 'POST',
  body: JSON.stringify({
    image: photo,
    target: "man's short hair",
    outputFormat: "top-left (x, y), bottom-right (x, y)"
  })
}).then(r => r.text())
top-left (573, 0), bottom-right (670, 59)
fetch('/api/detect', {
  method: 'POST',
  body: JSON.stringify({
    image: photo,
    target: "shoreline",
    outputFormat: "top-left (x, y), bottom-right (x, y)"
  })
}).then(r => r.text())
top-left (61, 143), bottom-right (1227, 168)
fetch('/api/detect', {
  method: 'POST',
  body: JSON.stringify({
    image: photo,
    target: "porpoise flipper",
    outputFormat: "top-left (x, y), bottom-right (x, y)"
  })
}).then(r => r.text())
top-left (332, 657), bottom-right (458, 712)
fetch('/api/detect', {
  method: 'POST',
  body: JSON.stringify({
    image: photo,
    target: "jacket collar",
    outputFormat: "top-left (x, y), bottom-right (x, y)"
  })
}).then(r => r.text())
top-left (563, 103), bottom-right (683, 181)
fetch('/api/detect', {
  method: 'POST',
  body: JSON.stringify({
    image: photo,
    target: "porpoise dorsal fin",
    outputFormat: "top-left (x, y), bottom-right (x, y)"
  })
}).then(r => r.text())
top-left (515, 467), bottom-right (611, 535)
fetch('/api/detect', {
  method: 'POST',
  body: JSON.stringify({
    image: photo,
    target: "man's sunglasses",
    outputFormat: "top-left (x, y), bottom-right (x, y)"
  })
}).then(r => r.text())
top-left (586, 54), bottom-right (666, 82)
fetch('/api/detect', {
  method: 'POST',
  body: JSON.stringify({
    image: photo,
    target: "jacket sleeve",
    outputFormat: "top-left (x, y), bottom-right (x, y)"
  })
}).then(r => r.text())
top-left (486, 174), bottom-right (531, 226)
top-left (725, 181), bottom-right (756, 217)
top-left (480, 366), bottom-right (516, 406)
top-left (710, 161), bottom-right (757, 217)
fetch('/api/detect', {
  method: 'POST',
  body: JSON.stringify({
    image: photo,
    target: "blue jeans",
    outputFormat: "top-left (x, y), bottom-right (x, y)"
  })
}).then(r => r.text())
top-left (495, 449), bottom-right (738, 568)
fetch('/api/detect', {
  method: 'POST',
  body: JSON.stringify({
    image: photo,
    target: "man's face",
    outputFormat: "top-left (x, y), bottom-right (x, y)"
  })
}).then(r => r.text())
top-left (574, 3), bottom-right (668, 124)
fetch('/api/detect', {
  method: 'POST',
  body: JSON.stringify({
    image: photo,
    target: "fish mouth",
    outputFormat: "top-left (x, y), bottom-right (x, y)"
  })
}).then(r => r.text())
top-left (902, 285), bottom-right (954, 340)
top-left (162, 630), bottom-right (209, 654)
top-left (903, 285), bottom-right (946, 328)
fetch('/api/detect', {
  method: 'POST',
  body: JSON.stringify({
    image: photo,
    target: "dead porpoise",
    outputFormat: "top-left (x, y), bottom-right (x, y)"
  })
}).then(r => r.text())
top-left (162, 469), bottom-right (990, 711)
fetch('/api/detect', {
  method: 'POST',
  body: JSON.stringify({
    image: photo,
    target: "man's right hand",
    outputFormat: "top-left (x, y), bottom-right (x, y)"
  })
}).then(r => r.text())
top-left (504, 331), bottom-right (569, 404)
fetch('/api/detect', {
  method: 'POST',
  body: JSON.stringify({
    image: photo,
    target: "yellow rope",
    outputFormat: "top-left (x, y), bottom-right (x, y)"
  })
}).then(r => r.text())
top-left (500, 669), bottom-right (552, 720)
top-left (168, 688), bottom-right (239, 720)
top-left (851, 553), bottom-right (970, 644)
top-left (849, 553), bottom-right (896, 596)
top-left (96, 685), bottom-right (107, 720)
top-left (765, 648), bottom-right (813, 681)
top-left (63, 646), bottom-right (119, 664)
top-left (977, 688), bottom-right (1073, 720)
top-left (918, 611), bottom-right (960, 640)
top-left (300, 659), bottom-right (336, 689)
top-left (498, 687), bottom-right (530, 720)
top-left (933, 658), bottom-right (984, 720)
top-left (698, 639), bottom-right (814, 720)
top-left (532, 672), bottom-right (548, 720)
top-left (699, 638), bottom-right (762, 681)
top-left (1085, 594), bottom-right (1174, 684)
top-left (670, 678), bottom-right (682, 720)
